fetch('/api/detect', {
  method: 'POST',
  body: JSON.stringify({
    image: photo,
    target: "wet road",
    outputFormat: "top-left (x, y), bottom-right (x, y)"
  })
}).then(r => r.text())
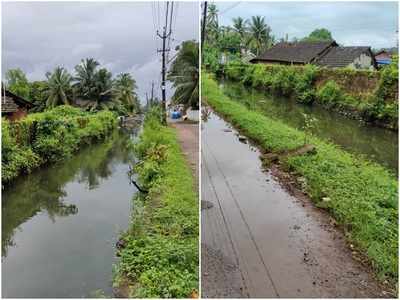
top-left (201, 111), bottom-right (386, 298)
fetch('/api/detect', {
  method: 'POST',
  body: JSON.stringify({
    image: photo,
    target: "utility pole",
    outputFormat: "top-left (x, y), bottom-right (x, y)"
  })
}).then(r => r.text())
top-left (201, 1), bottom-right (208, 49)
top-left (150, 81), bottom-right (154, 106)
top-left (157, 2), bottom-right (171, 125)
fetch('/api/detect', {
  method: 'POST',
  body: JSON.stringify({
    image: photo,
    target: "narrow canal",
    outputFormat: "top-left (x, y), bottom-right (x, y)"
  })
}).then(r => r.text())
top-left (2, 128), bottom-right (139, 298)
top-left (219, 80), bottom-right (398, 172)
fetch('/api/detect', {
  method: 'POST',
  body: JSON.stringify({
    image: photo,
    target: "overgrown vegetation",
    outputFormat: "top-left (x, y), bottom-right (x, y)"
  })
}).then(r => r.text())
top-left (114, 107), bottom-right (198, 298)
top-left (202, 73), bottom-right (398, 284)
top-left (222, 60), bottom-right (398, 128)
top-left (2, 105), bottom-right (116, 183)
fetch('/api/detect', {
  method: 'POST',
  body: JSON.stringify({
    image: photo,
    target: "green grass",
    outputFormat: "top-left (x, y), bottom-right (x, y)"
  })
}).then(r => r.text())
top-left (114, 107), bottom-right (198, 298)
top-left (202, 73), bottom-right (398, 284)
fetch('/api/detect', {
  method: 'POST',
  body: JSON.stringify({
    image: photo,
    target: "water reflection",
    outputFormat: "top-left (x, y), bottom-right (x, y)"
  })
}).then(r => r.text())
top-left (219, 80), bottom-right (398, 172)
top-left (2, 128), bottom-right (137, 297)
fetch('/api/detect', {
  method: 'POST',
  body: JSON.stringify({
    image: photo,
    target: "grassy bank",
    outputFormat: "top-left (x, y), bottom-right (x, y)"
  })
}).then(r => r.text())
top-left (114, 107), bottom-right (198, 298)
top-left (202, 73), bottom-right (398, 283)
top-left (2, 105), bottom-right (116, 183)
top-left (222, 60), bottom-right (398, 129)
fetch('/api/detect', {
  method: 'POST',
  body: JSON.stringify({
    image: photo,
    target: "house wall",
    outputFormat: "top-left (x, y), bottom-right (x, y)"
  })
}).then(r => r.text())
top-left (314, 67), bottom-right (380, 97)
top-left (375, 52), bottom-right (391, 60)
top-left (347, 53), bottom-right (375, 70)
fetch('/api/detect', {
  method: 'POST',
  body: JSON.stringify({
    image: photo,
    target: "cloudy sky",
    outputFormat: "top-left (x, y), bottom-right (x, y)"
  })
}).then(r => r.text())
top-left (2, 1), bottom-right (198, 102)
top-left (216, 1), bottom-right (398, 49)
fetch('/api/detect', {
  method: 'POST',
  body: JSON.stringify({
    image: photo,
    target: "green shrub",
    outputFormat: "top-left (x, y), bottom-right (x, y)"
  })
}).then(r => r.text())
top-left (224, 60), bottom-right (246, 81)
top-left (1, 106), bottom-right (116, 183)
top-left (316, 80), bottom-right (345, 107)
top-left (220, 62), bottom-right (398, 126)
top-left (295, 64), bottom-right (318, 104)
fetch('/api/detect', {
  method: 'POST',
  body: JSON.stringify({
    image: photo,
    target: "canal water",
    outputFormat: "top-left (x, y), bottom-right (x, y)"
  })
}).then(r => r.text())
top-left (2, 128), bottom-right (139, 298)
top-left (219, 80), bottom-right (398, 172)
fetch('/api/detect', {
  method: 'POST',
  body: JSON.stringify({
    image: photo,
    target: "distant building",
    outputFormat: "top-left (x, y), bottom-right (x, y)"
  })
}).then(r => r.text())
top-left (250, 40), bottom-right (377, 70)
top-left (1, 88), bottom-right (34, 121)
top-left (374, 48), bottom-right (398, 67)
top-left (316, 46), bottom-right (376, 69)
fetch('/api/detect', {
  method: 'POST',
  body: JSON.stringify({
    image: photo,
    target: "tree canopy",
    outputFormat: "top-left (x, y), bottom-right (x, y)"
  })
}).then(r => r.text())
top-left (303, 28), bottom-right (333, 42)
top-left (168, 40), bottom-right (199, 110)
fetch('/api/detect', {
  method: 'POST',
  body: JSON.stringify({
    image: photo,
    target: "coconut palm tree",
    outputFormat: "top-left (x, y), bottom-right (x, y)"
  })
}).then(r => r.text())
top-left (232, 17), bottom-right (249, 54)
top-left (113, 73), bottom-right (140, 113)
top-left (206, 4), bottom-right (219, 43)
top-left (84, 68), bottom-right (114, 111)
top-left (232, 17), bottom-right (248, 39)
top-left (45, 67), bottom-right (73, 108)
top-left (168, 41), bottom-right (199, 111)
top-left (248, 16), bottom-right (272, 55)
top-left (74, 58), bottom-right (100, 100)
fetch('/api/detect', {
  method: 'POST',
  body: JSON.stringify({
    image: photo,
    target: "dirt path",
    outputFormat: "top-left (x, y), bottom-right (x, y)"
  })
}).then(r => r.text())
top-left (201, 111), bottom-right (388, 298)
top-left (170, 121), bottom-right (199, 188)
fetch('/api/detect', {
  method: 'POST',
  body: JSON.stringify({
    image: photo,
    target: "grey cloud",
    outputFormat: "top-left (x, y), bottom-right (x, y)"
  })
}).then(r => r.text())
top-left (2, 1), bottom-right (199, 101)
top-left (218, 2), bottom-right (398, 49)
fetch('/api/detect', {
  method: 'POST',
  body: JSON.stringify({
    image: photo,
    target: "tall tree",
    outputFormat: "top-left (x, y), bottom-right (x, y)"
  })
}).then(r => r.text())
top-left (5, 68), bottom-right (30, 99)
top-left (232, 17), bottom-right (248, 40)
top-left (303, 28), bottom-right (333, 42)
top-left (248, 16), bottom-right (272, 55)
top-left (30, 81), bottom-right (48, 112)
top-left (45, 67), bottom-right (73, 107)
top-left (113, 73), bottom-right (140, 113)
top-left (74, 58), bottom-right (100, 99)
top-left (168, 41), bottom-right (199, 111)
top-left (83, 68), bottom-right (114, 111)
top-left (206, 4), bottom-right (219, 44)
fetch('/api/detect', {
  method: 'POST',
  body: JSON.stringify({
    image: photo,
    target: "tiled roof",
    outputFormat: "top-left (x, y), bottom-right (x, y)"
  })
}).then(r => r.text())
top-left (1, 89), bottom-right (34, 113)
top-left (2, 95), bottom-right (19, 113)
top-left (251, 41), bottom-right (336, 64)
top-left (316, 46), bottom-right (372, 68)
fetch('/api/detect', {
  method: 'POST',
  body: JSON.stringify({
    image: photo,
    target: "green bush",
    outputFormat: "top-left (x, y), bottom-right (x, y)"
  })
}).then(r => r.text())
top-left (295, 64), bottom-right (318, 104)
top-left (115, 107), bottom-right (198, 298)
top-left (316, 80), bottom-right (345, 107)
top-left (220, 62), bottom-right (398, 127)
top-left (203, 73), bottom-right (398, 283)
top-left (2, 105), bottom-right (116, 183)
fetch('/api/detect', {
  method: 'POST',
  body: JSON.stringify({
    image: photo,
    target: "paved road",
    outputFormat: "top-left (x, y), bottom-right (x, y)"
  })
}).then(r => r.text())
top-left (170, 121), bottom-right (199, 187)
top-left (201, 111), bottom-right (386, 298)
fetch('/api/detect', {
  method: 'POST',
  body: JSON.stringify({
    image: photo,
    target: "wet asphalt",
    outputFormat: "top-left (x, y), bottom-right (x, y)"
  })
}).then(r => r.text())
top-left (201, 111), bottom-right (386, 298)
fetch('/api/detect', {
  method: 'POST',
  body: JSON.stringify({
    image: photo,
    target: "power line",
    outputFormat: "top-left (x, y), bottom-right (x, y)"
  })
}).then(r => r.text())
top-left (219, 1), bottom-right (241, 15)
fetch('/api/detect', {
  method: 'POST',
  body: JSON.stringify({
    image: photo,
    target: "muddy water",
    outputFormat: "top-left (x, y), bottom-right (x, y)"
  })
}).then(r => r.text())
top-left (2, 129), bottom-right (139, 298)
top-left (201, 111), bottom-right (384, 298)
top-left (219, 80), bottom-right (398, 172)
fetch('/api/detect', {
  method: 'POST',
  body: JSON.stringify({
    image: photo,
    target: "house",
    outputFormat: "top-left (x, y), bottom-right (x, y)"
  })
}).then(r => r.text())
top-left (374, 48), bottom-right (398, 67)
top-left (250, 40), bottom-right (377, 70)
top-left (250, 40), bottom-right (337, 65)
top-left (316, 46), bottom-right (377, 70)
top-left (1, 88), bottom-right (34, 121)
